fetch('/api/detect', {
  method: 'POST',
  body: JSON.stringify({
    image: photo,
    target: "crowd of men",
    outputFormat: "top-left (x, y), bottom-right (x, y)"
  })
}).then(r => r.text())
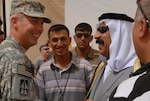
top-left (0, 0), bottom-right (150, 101)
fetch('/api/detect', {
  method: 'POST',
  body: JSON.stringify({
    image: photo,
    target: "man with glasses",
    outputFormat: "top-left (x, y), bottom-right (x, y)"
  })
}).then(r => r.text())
top-left (34, 43), bottom-right (53, 77)
top-left (86, 13), bottom-right (137, 101)
top-left (71, 23), bottom-right (101, 69)
top-left (108, 0), bottom-right (150, 100)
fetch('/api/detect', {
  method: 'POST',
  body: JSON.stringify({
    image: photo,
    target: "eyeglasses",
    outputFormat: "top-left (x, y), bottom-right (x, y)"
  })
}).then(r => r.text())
top-left (137, 0), bottom-right (150, 28)
top-left (42, 48), bottom-right (49, 50)
top-left (76, 33), bottom-right (91, 38)
top-left (97, 26), bottom-right (109, 33)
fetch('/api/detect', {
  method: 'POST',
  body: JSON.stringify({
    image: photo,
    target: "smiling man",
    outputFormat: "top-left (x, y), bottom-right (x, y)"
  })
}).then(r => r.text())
top-left (0, 0), bottom-right (51, 100)
top-left (86, 13), bottom-right (137, 101)
top-left (35, 24), bottom-right (94, 101)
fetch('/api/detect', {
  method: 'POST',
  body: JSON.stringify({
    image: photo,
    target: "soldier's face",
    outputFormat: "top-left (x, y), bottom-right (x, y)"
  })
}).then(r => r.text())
top-left (12, 14), bottom-right (44, 49)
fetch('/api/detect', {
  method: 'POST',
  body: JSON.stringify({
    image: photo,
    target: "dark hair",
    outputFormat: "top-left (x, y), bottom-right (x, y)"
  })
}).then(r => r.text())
top-left (48, 24), bottom-right (69, 39)
top-left (75, 22), bottom-right (92, 34)
top-left (39, 43), bottom-right (48, 52)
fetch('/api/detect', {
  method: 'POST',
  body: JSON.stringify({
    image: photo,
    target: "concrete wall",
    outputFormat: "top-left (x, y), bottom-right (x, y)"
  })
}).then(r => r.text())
top-left (0, 0), bottom-right (136, 62)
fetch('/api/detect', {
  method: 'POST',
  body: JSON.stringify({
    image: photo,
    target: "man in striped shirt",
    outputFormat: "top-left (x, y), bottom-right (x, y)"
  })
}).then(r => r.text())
top-left (35, 24), bottom-right (94, 101)
top-left (109, 0), bottom-right (150, 100)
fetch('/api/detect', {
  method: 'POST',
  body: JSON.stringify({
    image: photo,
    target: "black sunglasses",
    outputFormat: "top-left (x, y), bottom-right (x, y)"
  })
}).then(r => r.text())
top-left (137, 0), bottom-right (150, 28)
top-left (97, 26), bottom-right (109, 33)
top-left (42, 48), bottom-right (49, 50)
top-left (76, 33), bottom-right (91, 38)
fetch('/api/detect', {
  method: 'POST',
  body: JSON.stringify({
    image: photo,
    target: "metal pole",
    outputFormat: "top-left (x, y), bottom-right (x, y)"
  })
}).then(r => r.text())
top-left (2, 0), bottom-right (6, 38)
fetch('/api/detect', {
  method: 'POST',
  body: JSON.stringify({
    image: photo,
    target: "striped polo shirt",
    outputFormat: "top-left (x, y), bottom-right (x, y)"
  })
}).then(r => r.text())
top-left (35, 54), bottom-right (94, 101)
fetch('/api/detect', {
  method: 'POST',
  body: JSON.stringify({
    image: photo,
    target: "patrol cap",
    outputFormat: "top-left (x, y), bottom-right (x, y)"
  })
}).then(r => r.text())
top-left (98, 13), bottom-right (134, 22)
top-left (10, 0), bottom-right (51, 23)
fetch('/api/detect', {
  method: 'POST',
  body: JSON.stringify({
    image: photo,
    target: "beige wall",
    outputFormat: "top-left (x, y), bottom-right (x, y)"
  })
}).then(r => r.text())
top-left (0, 0), bottom-right (2, 30)
top-left (0, 0), bottom-right (137, 63)
top-left (0, 0), bottom-right (1, 16)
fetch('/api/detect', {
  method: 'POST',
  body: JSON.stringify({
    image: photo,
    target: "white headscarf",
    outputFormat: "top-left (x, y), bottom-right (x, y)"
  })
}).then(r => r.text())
top-left (98, 19), bottom-right (137, 72)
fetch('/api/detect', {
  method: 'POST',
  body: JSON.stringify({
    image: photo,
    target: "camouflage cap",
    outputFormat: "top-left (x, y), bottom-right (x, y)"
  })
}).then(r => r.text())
top-left (10, 0), bottom-right (51, 23)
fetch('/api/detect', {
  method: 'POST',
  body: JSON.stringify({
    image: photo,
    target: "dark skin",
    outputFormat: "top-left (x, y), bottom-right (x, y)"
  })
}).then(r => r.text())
top-left (74, 30), bottom-right (93, 58)
top-left (48, 30), bottom-right (72, 69)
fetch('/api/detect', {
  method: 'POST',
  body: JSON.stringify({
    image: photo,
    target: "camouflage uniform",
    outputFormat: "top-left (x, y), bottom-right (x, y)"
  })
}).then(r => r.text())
top-left (0, 0), bottom-right (51, 100)
top-left (71, 47), bottom-right (101, 69)
top-left (0, 36), bottom-right (37, 101)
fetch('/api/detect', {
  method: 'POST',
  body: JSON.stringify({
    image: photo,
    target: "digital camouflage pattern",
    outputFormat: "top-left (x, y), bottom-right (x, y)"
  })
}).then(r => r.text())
top-left (10, 0), bottom-right (51, 23)
top-left (0, 36), bottom-right (37, 101)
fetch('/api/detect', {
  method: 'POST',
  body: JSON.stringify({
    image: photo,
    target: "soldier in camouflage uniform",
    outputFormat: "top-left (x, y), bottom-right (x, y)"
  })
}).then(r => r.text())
top-left (0, 0), bottom-right (51, 101)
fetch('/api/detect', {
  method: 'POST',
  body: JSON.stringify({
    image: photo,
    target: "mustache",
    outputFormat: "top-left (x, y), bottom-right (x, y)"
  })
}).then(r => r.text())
top-left (96, 39), bottom-right (104, 45)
